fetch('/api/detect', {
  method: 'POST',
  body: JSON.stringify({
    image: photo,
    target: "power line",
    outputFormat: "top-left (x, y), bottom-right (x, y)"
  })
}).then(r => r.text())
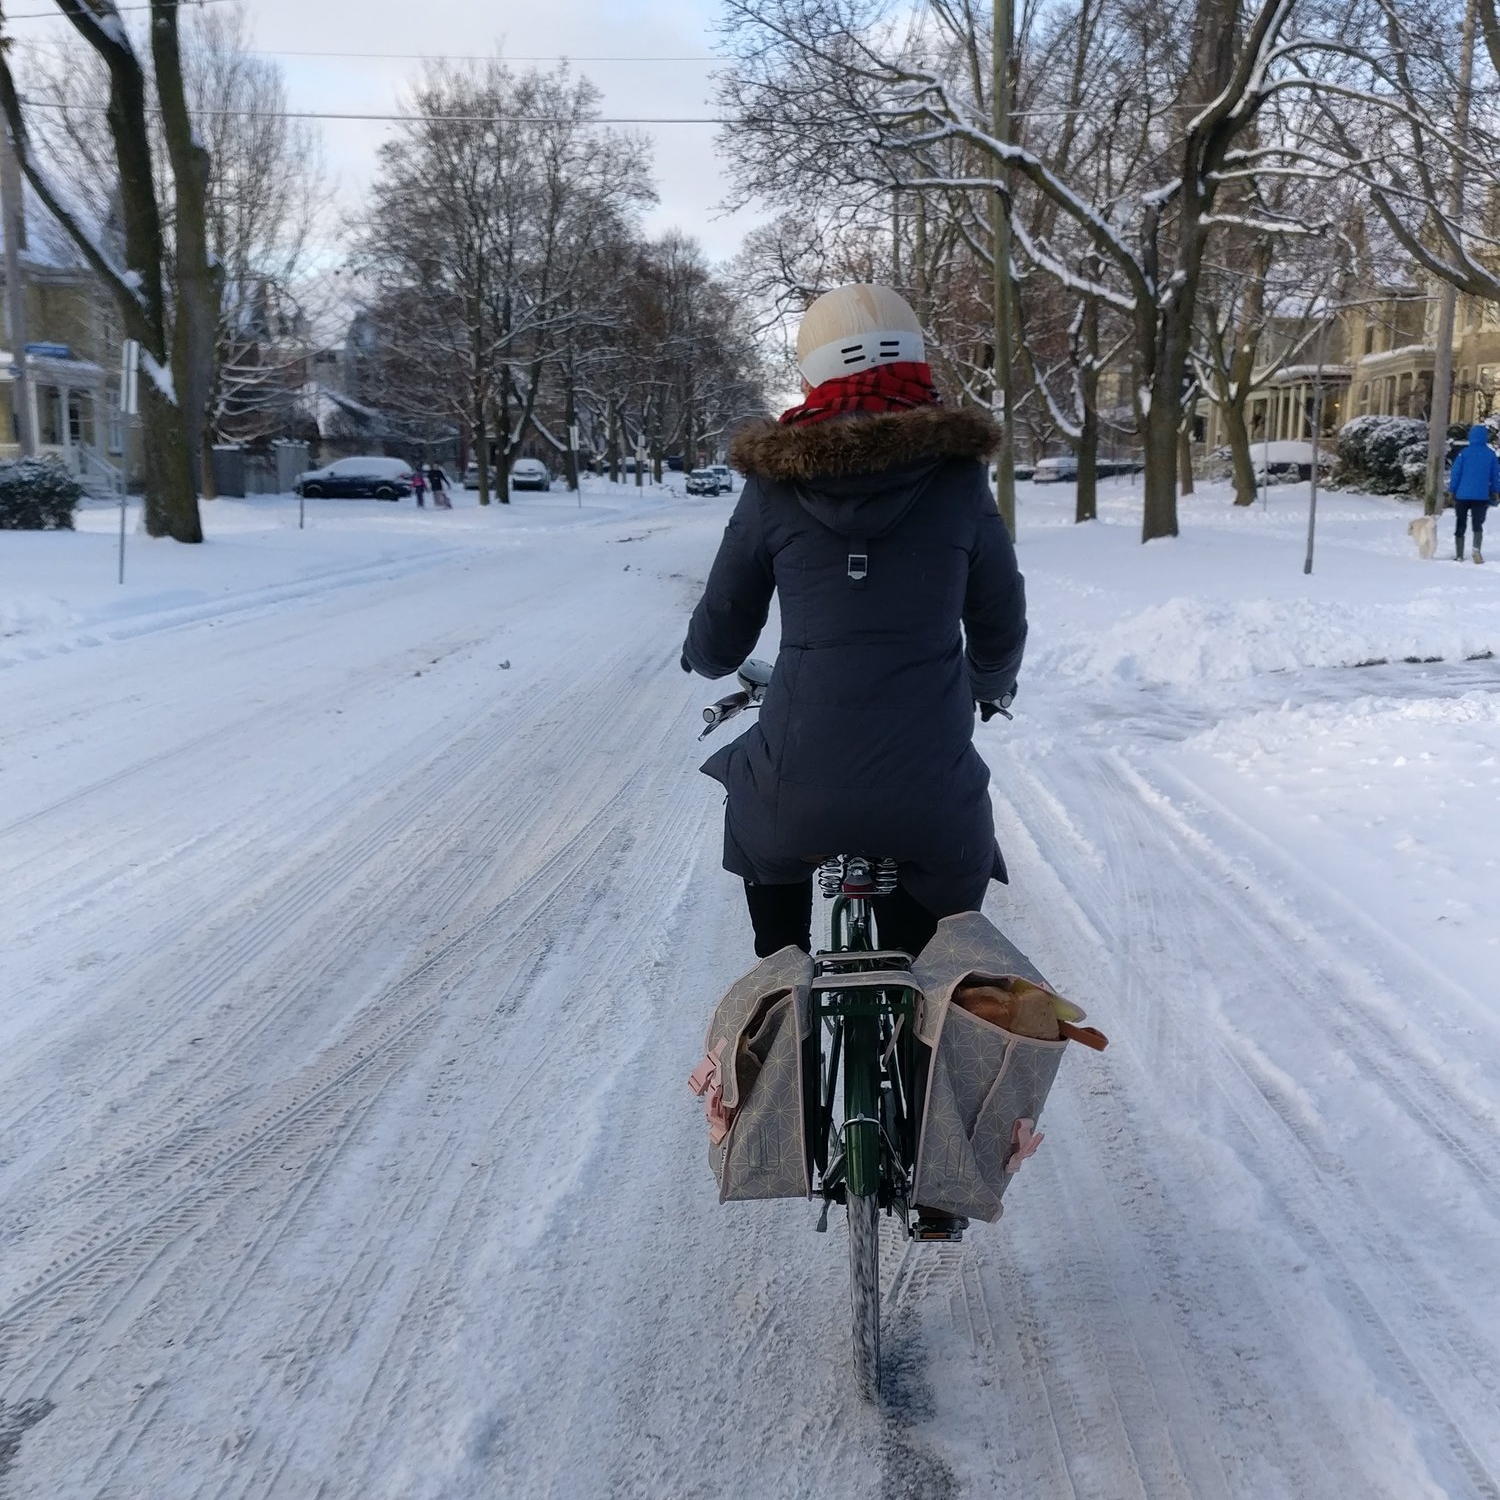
top-left (18, 98), bottom-right (732, 124)
top-left (2, 0), bottom-right (229, 18)
top-left (247, 50), bottom-right (721, 64)
top-left (13, 96), bottom-right (1130, 124)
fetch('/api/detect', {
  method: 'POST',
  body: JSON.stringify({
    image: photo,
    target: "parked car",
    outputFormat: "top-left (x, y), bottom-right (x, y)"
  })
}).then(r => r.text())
top-left (295, 456), bottom-right (413, 500)
top-left (989, 463), bottom-right (1035, 485)
top-left (708, 464), bottom-right (735, 493)
top-left (685, 468), bottom-right (720, 496)
top-left (1032, 454), bottom-right (1080, 484)
top-left (510, 457), bottom-right (551, 492)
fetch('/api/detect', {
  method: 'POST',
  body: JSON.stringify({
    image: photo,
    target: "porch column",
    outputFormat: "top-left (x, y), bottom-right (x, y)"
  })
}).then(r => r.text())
top-left (59, 382), bottom-right (73, 469)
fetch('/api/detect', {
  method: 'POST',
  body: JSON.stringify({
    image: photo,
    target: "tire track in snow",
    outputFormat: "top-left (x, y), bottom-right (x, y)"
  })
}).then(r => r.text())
top-left (992, 744), bottom-right (1500, 1499)
top-left (0, 545), bottom-right (727, 1498)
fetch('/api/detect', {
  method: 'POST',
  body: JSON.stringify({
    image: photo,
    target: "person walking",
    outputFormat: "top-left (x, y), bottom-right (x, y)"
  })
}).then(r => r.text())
top-left (681, 283), bottom-right (1026, 962)
top-left (1446, 424), bottom-right (1499, 563)
top-left (428, 463), bottom-right (452, 509)
top-left (410, 465), bottom-right (427, 508)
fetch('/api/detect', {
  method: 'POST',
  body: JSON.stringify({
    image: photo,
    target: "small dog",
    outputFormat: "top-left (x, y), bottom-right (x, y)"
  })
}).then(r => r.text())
top-left (1409, 513), bottom-right (1438, 559)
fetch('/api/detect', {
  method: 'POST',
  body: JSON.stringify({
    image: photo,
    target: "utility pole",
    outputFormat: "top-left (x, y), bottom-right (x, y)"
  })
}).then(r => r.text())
top-left (1424, 0), bottom-right (1478, 516)
top-left (991, 0), bottom-right (1017, 539)
top-left (1, 120), bottom-right (38, 457)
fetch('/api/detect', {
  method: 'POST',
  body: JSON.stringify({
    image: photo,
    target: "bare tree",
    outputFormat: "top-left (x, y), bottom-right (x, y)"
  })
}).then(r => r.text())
top-left (359, 62), bottom-right (651, 502)
top-left (0, 0), bottom-right (219, 542)
top-left (12, 2), bottom-right (326, 492)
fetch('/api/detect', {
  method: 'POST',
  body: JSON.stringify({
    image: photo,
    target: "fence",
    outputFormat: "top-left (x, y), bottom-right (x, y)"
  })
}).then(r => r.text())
top-left (210, 441), bottom-right (310, 497)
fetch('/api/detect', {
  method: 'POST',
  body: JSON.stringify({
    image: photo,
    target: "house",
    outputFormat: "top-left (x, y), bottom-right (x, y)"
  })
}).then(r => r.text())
top-left (1345, 287), bottom-right (1500, 426)
top-left (0, 188), bottom-right (124, 495)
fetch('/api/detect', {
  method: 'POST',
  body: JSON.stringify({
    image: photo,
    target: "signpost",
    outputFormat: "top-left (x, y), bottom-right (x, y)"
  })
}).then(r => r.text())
top-left (118, 340), bottom-right (139, 584)
top-left (570, 423), bottom-right (580, 507)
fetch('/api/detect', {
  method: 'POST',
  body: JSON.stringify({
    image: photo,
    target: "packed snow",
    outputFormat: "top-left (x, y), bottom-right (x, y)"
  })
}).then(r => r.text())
top-left (1, 473), bottom-right (1497, 1498)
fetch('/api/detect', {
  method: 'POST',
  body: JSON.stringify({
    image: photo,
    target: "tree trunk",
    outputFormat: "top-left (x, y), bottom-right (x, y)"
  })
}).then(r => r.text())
top-left (495, 379), bottom-right (511, 504)
top-left (1076, 407), bottom-right (1099, 523)
top-left (473, 403), bottom-right (491, 506)
top-left (1222, 396), bottom-right (1259, 506)
top-left (142, 382), bottom-right (202, 541)
top-left (199, 431), bottom-right (218, 501)
top-left (152, 4), bottom-right (220, 494)
top-left (1077, 297), bottom-right (1099, 523)
top-left (564, 363), bottom-right (579, 492)
top-left (1141, 395), bottom-right (1181, 541)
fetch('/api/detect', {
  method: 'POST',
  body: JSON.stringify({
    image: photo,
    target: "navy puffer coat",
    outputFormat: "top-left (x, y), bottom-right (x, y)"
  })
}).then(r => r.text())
top-left (683, 405), bottom-right (1027, 917)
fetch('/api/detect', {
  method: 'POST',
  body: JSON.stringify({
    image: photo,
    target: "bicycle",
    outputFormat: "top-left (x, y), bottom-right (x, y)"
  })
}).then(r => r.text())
top-left (700, 664), bottom-right (954, 1401)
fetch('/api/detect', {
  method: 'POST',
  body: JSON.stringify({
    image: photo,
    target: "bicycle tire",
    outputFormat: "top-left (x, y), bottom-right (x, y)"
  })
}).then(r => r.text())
top-left (848, 1184), bottom-right (881, 1400)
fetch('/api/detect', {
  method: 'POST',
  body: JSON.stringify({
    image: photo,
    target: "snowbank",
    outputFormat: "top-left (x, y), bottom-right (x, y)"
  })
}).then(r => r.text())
top-left (0, 479), bottom-right (681, 665)
top-left (1021, 478), bottom-right (1500, 688)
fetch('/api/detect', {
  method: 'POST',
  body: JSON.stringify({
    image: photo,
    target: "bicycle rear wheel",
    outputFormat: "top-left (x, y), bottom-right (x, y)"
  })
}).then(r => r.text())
top-left (847, 1187), bottom-right (880, 1400)
top-left (843, 1005), bottom-right (883, 1400)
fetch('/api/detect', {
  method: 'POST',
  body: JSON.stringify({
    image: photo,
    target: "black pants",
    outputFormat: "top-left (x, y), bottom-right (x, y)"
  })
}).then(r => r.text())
top-left (1455, 500), bottom-right (1487, 552)
top-left (743, 879), bottom-right (942, 959)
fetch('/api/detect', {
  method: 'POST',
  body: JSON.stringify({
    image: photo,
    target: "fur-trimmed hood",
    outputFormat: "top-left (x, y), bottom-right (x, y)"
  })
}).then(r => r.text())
top-left (730, 404), bottom-right (1000, 540)
top-left (729, 404), bottom-right (1001, 482)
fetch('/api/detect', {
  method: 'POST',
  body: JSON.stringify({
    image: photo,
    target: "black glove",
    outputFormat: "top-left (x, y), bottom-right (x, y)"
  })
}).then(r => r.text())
top-left (680, 650), bottom-right (693, 674)
top-left (977, 686), bottom-right (1016, 722)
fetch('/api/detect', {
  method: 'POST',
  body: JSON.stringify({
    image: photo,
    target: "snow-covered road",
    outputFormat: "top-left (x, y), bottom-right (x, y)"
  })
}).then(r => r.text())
top-left (2, 484), bottom-right (1498, 1498)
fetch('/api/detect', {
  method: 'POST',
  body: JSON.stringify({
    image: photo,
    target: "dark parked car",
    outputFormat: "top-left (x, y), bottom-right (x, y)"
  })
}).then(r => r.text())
top-left (296, 456), bottom-right (413, 500)
top-left (685, 468), bottom-right (719, 496)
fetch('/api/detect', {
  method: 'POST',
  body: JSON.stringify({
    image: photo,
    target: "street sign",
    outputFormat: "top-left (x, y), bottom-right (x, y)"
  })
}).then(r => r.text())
top-left (120, 339), bottom-right (139, 416)
top-left (24, 341), bottom-right (71, 359)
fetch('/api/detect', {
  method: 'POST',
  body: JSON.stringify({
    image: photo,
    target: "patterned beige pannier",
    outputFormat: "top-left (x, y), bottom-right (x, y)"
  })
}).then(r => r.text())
top-left (908, 912), bottom-right (1083, 1222)
top-left (688, 945), bottom-right (815, 1202)
top-left (689, 915), bottom-right (1094, 1214)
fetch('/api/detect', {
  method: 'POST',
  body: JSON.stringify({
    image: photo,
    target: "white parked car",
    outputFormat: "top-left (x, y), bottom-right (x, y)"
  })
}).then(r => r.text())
top-left (510, 457), bottom-right (551, 492)
top-left (708, 464), bottom-right (734, 493)
top-left (1031, 455), bottom-right (1080, 484)
top-left (295, 456), bottom-right (414, 500)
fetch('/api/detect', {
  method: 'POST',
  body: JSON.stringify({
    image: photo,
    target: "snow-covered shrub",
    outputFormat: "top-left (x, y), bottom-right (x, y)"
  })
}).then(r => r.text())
top-left (1334, 415), bottom-right (1429, 495)
top-left (0, 459), bottom-right (83, 530)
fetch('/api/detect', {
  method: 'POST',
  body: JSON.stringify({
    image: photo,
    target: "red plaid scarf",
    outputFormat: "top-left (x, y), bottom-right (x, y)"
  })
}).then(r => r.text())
top-left (779, 361), bottom-right (939, 426)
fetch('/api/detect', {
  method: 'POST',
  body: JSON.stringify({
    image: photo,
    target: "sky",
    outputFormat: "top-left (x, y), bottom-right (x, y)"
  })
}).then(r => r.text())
top-left (172, 0), bottom-right (759, 267)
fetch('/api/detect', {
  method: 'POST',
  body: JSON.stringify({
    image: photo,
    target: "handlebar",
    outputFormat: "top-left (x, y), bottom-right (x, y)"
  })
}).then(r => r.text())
top-left (698, 659), bottom-right (772, 740)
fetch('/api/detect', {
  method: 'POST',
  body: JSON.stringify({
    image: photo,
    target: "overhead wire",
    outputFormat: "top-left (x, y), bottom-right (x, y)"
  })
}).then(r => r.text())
top-left (245, 50), bottom-right (721, 64)
top-left (2, 0), bottom-right (230, 17)
top-left (17, 99), bottom-right (732, 123)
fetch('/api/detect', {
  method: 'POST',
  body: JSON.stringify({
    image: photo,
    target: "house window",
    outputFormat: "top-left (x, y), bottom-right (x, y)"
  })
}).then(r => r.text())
top-left (108, 396), bottom-right (124, 455)
top-left (1358, 382), bottom-right (1370, 416)
top-left (1363, 321), bottom-right (1377, 355)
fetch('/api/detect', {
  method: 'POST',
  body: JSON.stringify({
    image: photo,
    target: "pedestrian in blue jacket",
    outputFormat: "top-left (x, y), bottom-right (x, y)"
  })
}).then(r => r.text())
top-left (1446, 424), bottom-right (1500, 563)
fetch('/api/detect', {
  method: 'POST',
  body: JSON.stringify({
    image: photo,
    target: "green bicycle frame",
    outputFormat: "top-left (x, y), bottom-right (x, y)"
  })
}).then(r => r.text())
top-left (819, 894), bottom-right (921, 1206)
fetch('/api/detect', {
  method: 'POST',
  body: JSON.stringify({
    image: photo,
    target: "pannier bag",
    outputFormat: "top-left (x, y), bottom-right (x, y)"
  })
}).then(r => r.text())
top-left (909, 911), bottom-right (1100, 1222)
top-left (688, 945), bottom-right (815, 1202)
top-left (688, 915), bottom-right (1104, 1212)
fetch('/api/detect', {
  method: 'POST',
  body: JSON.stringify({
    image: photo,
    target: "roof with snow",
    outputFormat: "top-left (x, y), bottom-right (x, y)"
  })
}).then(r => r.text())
top-left (0, 183), bottom-right (93, 275)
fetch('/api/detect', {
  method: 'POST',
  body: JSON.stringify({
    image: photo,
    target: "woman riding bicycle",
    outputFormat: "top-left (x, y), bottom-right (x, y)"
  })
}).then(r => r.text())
top-left (683, 284), bottom-right (1027, 959)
